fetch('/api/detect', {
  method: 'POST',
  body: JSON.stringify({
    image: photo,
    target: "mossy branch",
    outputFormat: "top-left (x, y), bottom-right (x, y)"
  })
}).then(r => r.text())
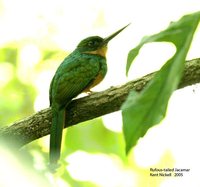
top-left (0, 58), bottom-right (200, 148)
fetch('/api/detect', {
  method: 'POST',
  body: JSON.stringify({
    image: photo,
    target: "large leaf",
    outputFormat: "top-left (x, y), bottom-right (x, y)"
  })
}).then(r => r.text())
top-left (122, 12), bottom-right (200, 153)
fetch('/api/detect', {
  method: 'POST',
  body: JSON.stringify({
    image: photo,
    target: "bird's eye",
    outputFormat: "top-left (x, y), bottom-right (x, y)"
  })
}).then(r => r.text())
top-left (88, 41), bottom-right (94, 47)
top-left (88, 40), bottom-right (99, 47)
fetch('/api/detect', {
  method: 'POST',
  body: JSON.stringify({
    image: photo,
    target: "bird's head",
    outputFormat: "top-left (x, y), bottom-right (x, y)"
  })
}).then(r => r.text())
top-left (76, 24), bottom-right (130, 57)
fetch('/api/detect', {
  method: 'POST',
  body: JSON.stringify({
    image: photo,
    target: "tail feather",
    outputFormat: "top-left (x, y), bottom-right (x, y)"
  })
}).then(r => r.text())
top-left (49, 107), bottom-right (65, 169)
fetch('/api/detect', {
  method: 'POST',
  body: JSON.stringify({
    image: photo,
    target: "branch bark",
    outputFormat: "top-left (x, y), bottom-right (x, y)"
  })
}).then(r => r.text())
top-left (0, 58), bottom-right (200, 148)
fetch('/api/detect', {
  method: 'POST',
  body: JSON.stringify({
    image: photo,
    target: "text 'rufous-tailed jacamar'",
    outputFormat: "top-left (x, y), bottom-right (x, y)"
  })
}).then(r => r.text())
top-left (49, 24), bottom-right (129, 170)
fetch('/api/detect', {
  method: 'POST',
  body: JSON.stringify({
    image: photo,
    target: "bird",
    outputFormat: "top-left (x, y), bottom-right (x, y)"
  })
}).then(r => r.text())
top-left (49, 24), bottom-right (129, 170)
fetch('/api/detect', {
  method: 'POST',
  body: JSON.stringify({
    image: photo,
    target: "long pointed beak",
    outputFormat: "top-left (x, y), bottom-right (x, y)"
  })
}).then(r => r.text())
top-left (102, 23), bottom-right (130, 46)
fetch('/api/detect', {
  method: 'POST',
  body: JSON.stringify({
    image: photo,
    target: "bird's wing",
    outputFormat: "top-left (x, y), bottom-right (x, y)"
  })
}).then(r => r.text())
top-left (50, 54), bottom-right (102, 108)
top-left (49, 75), bottom-right (55, 106)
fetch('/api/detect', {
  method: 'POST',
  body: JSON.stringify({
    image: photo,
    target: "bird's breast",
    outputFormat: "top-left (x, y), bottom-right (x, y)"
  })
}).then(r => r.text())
top-left (83, 72), bottom-right (104, 92)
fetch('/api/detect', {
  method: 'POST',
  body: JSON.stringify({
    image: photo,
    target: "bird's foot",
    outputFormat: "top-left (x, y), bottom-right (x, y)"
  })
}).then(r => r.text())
top-left (86, 90), bottom-right (96, 95)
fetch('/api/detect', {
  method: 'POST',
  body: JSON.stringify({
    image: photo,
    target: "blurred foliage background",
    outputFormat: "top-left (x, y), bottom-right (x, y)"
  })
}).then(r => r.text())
top-left (0, 0), bottom-right (200, 187)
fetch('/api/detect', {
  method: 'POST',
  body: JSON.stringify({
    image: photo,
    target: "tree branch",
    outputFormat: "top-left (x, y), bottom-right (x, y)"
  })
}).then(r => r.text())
top-left (0, 58), bottom-right (200, 148)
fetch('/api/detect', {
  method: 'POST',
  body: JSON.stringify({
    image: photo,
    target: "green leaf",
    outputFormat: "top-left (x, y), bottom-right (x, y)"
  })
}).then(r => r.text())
top-left (122, 11), bottom-right (200, 154)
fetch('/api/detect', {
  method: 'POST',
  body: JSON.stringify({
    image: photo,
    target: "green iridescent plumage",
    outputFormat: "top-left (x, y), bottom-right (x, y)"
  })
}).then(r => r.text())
top-left (49, 24), bottom-right (129, 170)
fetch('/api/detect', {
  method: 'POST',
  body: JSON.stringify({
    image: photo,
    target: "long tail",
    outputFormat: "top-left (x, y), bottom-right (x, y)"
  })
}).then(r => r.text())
top-left (49, 106), bottom-right (65, 170)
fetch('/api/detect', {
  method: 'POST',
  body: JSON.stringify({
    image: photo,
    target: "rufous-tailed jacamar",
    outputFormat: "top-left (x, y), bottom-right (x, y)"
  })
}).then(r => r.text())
top-left (49, 24), bottom-right (129, 169)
